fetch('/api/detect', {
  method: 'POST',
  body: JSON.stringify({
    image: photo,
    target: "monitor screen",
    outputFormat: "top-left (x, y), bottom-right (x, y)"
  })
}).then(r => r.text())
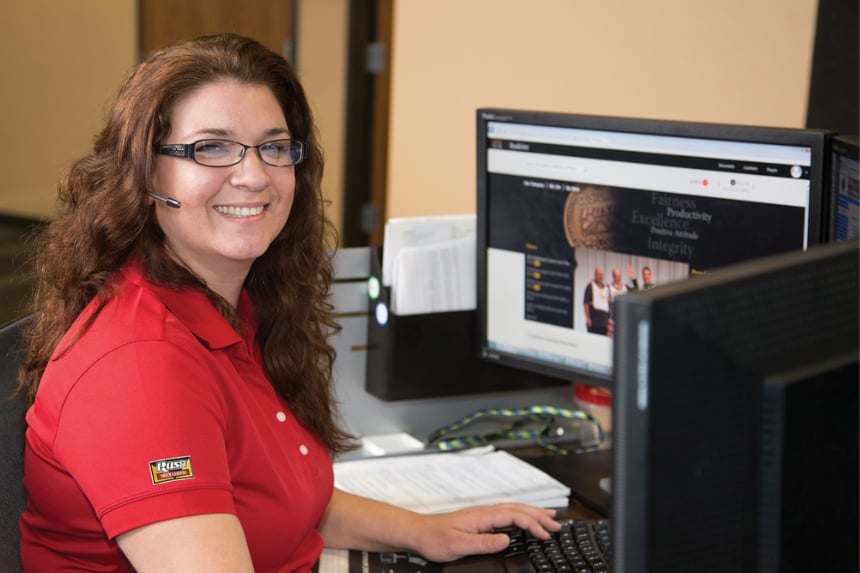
top-left (827, 134), bottom-right (859, 241)
top-left (612, 240), bottom-right (859, 572)
top-left (476, 109), bottom-right (829, 388)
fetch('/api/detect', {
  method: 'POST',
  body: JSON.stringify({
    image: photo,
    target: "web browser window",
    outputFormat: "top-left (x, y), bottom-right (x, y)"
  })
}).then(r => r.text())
top-left (479, 114), bottom-right (823, 381)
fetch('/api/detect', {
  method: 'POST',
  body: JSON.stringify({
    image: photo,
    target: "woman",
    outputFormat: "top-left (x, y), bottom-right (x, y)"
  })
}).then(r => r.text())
top-left (17, 34), bottom-right (559, 571)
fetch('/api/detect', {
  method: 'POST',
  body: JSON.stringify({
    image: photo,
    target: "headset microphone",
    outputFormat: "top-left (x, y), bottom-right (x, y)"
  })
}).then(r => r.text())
top-left (148, 192), bottom-right (182, 209)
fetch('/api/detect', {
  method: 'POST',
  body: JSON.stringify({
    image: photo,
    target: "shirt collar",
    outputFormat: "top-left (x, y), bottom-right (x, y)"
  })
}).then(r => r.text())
top-left (120, 258), bottom-right (252, 350)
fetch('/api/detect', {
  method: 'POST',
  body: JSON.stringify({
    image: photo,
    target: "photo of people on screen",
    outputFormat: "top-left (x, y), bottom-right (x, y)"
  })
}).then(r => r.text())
top-left (626, 264), bottom-right (656, 290)
top-left (610, 267), bottom-right (629, 298)
top-left (583, 267), bottom-right (612, 336)
top-left (572, 248), bottom-right (689, 338)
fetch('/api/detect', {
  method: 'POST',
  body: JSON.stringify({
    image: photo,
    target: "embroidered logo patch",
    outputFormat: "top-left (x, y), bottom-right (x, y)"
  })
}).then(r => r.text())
top-left (149, 456), bottom-right (195, 485)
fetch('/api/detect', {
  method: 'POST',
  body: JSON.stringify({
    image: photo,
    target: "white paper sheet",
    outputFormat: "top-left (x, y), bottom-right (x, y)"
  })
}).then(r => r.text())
top-left (381, 215), bottom-right (476, 288)
top-left (333, 447), bottom-right (570, 514)
top-left (391, 235), bottom-right (476, 316)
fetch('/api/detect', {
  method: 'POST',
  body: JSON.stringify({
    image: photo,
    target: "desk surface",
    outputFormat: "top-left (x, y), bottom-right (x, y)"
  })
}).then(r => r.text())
top-left (316, 447), bottom-right (612, 572)
top-left (505, 446), bottom-right (612, 519)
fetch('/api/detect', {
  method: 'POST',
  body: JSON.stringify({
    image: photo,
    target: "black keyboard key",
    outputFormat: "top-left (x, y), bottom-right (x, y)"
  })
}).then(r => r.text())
top-left (523, 519), bottom-right (611, 573)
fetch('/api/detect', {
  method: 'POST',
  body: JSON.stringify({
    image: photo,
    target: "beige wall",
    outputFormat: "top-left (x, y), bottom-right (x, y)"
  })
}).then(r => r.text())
top-left (1, 0), bottom-right (820, 232)
top-left (0, 0), bottom-right (350, 227)
top-left (386, 0), bottom-right (820, 219)
top-left (0, 0), bottom-right (137, 219)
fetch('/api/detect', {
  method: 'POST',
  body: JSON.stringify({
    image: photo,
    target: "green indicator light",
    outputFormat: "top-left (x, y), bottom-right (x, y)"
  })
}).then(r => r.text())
top-left (367, 276), bottom-right (381, 300)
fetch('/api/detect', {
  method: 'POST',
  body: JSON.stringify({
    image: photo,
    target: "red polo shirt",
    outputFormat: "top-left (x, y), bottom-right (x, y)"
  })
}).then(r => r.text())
top-left (21, 260), bottom-right (334, 572)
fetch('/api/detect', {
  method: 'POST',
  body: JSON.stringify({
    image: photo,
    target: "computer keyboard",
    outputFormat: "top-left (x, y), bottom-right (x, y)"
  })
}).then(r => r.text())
top-left (314, 519), bottom-right (612, 573)
top-left (500, 519), bottom-right (612, 573)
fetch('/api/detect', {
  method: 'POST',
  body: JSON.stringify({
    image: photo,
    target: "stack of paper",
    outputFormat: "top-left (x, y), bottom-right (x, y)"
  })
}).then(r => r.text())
top-left (333, 447), bottom-right (570, 514)
top-left (381, 215), bottom-right (477, 316)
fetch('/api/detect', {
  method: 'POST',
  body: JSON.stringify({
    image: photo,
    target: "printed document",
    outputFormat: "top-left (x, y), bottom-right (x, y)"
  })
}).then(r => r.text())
top-left (381, 215), bottom-right (477, 316)
top-left (333, 447), bottom-right (570, 514)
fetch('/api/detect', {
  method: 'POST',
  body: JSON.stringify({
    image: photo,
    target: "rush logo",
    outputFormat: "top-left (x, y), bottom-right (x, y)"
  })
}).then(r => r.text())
top-left (149, 456), bottom-right (195, 484)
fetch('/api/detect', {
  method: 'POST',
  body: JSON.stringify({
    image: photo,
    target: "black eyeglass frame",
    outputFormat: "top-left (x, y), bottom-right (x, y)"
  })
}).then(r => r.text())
top-left (156, 138), bottom-right (305, 167)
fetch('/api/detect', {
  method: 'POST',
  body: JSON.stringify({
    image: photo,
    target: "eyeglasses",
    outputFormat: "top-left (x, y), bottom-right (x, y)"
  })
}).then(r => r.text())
top-left (156, 139), bottom-right (305, 167)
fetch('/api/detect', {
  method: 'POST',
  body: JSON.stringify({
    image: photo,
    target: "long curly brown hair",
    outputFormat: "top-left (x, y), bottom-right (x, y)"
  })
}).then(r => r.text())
top-left (18, 33), bottom-right (355, 454)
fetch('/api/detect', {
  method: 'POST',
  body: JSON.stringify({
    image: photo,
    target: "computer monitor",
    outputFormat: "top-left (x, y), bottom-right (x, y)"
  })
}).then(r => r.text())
top-left (827, 134), bottom-right (859, 241)
top-left (476, 108), bottom-right (830, 389)
top-left (612, 240), bottom-right (859, 572)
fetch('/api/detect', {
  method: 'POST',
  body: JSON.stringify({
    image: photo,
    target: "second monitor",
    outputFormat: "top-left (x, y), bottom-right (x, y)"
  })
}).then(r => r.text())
top-left (476, 109), bottom-right (830, 389)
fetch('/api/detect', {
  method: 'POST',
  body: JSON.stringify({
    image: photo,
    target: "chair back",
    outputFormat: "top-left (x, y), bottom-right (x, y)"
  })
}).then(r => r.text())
top-left (0, 315), bottom-right (31, 573)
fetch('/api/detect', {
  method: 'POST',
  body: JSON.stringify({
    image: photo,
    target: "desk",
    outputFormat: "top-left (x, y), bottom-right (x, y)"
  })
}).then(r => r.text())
top-left (317, 447), bottom-right (612, 572)
top-left (505, 446), bottom-right (612, 519)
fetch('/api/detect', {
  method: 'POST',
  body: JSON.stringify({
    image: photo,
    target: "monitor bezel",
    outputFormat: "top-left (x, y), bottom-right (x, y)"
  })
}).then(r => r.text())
top-left (475, 107), bottom-right (831, 390)
top-left (826, 134), bottom-right (860, 242)
top-left (610, 239), bottom-right (859, 572)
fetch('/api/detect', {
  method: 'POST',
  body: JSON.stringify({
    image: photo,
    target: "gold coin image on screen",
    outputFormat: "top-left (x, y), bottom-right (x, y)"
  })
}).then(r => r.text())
top-left (563, 186), bottom-right (620, 250)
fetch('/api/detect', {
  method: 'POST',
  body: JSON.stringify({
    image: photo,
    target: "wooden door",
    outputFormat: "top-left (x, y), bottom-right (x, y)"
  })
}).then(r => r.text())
top-left (140, 0), bottom-right (294, 60)
top-left (140, 0), bottom-right (392, 248)
top-left (368, 0), bottom-right (393, 247)
top-left (342, 0), bottom-right (393, 247)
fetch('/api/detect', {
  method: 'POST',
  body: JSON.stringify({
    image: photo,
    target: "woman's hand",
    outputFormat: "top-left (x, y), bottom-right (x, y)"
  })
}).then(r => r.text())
top-left (321, 489), bottom-right (561, 563)
top-left (408, 503), bottom-right (561, 563)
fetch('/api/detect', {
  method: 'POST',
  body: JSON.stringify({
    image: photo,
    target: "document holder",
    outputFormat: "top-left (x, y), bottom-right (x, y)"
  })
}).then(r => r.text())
top-left (364, 248), bottom-right (564, 401)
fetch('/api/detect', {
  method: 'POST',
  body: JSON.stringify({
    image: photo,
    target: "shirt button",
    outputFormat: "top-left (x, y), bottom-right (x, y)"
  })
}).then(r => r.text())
top-left (299, 444), bottom-right (309, 456)
top-left (275, 411), bottom-right (287, 422)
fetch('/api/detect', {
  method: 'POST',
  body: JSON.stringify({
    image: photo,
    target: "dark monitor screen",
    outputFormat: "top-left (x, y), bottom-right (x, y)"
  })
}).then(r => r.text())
top-left (827, 134), bottom-right (859, 241)
top-left (612, 239), bottom-right (859, 572)
top-left (476, 108), bottom-right (830, 388)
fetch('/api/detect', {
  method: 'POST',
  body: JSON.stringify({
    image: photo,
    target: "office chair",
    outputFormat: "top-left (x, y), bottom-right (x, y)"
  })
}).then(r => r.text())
top-left (0, 314), bottom-right (30, 573)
